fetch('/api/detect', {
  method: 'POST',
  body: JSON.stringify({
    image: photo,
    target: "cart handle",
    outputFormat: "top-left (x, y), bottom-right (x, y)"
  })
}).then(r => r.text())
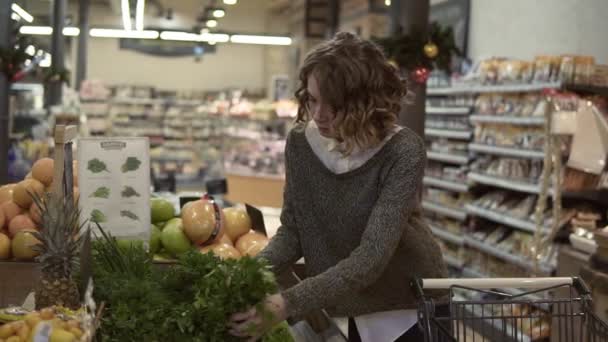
top-left (420, 277), bottom-right (574, 290)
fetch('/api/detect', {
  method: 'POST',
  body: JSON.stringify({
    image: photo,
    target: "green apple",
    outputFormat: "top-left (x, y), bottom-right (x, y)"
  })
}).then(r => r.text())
top-left (151, 198), bottom-right (175, 224)
top-left (161, 218), bottom-right (191, 256)
top-left (150, 224), bottom-right (162, 254)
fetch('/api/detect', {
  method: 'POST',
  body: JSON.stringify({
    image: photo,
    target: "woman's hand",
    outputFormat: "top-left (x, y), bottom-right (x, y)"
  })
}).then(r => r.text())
top-left (228, 293), bottom-right (288, 341)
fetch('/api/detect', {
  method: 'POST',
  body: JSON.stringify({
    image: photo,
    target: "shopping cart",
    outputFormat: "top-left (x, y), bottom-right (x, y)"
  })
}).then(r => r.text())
top-left (414, 277), bottom-right (608, 341)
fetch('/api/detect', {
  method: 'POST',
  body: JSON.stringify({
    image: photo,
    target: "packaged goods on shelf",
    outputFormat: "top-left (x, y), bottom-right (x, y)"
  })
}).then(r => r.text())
top-left (473, 124), bottom-right (545, 151)
top-left (471, 156), bottom-right (543, 185)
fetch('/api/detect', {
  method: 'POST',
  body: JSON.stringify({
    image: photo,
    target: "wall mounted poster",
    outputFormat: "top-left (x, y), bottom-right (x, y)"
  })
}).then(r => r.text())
top-left (78, 137), bottom-right (151, 242)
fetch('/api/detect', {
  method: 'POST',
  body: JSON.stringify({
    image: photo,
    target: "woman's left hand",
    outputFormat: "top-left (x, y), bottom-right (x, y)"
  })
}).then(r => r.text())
top-left (228, 293), bottom-right (288, 341)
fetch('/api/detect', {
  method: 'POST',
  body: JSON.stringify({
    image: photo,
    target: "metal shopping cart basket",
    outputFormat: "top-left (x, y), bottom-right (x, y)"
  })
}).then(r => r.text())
top-left (414, 277), bottom-right (608, 341)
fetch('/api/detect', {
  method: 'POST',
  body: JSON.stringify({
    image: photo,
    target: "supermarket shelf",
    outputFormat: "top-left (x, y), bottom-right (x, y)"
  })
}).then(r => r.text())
top-left (443, 255), bottom-right (465, 269)
top-left (469, 143), bottom-right (545, 159)
top-left (112, 97), bottom-right (165, 105)
top-left (426, 106), bottom-right (471, 115)
top-left (425, 128), bottom-right (472, 140)
top-left (470, 114), bottom-right (545, 126)
top-left (427, 151), bottom-right (471, 165)
top-left (422, 200), bottom-right (467, 221)
top-left (464, 236), bottom-right (553, 274)
top-left (424, 176), bottom-right (469, 193)
top-left (468, 172), bottom-right (541, 194)
top-left (464, 204), bottom-right (549, 234)
top-left (427, 82), bottom-right (562, 95)
top-left (430, 225), bottom-right (465, 246)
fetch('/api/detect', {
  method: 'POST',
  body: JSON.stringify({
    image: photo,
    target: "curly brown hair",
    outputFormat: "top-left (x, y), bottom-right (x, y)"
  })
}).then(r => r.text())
top-left (295, 32), bottom-right (407, 154)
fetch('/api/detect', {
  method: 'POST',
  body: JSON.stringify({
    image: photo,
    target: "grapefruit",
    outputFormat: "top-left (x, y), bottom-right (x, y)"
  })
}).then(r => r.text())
top-left (11, 229), bottom-right (40, 260)
top-left (236, 231), bottom-right (269, 256)
top-left (0, 184), bottom-right (16, 204)
top-left (31, 158), bottom-right (54, 186)
top-left (181, 199), bottom-right (225, 245)
top-left (2, 201), bottom-right (23, 223)
top-left (199, 243), bottom-right (241, 260)
top-left (8, 215), bottom-right (36, 238)
top-left (151, 198), bottom-right (175, 224)
top-left (223, 207), bottom-right (252, 242)
top-left (161, 218), bottom-right (191, 256)
top-left (12, 179), bottom-right (45, 208)
top-left (0, 233), bottom-right (10, 259)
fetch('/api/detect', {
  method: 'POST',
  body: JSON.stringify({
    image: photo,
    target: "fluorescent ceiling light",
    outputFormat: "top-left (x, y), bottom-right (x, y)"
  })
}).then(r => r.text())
top-left (230, 35), bottom-right (292, 46)
top-left (90, 28), bottom-right (159, 39)
top-left (11, 4), bottom-right (34, 23)
top-left (11, 13), bottom-right (20, 21)
top-left (160, 31), bottom-right (228, 43)
top-left (385, 0), bottom-right (391, 6)
top-left (19, 26), bottom-right (80, 36)
top-left (206, 19), bottom-right (218, 28)
top-left (63, 27), bottom-right (80, 36)
top-left (25, 45), bottom-right (36, 56)
top-left (136, 0), bottom-right (145, 30)
top-left (213, 9), bottom-right (225, 18)
top-left (223, 0), bottom-right (237, 4)
top-left (20, 26), bottom-right (52, 35)
top-left (121, 0), bottom-right (132, 30)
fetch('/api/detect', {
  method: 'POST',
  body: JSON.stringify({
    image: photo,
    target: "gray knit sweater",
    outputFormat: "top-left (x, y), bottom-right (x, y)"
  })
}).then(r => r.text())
top-left (259, 123), bottom-right (447, 319)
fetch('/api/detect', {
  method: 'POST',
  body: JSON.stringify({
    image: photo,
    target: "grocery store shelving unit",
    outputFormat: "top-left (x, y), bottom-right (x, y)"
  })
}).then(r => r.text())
top-left (424, 82), bottom-right (571, 281)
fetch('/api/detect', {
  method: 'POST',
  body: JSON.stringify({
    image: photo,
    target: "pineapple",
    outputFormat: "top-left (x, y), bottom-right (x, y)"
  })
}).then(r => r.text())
top-left (31, 192), bottom-right (85, 310)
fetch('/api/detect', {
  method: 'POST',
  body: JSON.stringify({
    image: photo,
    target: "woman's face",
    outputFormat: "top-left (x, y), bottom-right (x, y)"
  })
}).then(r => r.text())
top-left (307, 74), bottom-right (335, 138)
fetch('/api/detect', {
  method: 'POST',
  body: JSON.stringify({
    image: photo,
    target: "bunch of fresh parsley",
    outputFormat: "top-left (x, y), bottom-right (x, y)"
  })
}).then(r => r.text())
top-left (91, 228), bottom-right (293, 342)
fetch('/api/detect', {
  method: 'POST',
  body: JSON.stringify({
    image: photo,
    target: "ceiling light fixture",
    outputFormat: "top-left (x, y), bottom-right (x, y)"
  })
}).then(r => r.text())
top-left (25, 45), bottom-right (36, 56)
top-left (19, 26), bottom-right (80, 36)
top-left (385, 0), bottom-right (391, 6)
top-left (201, 28), bottom-right (210, 34)
top-left (206, 19), bottom-right (218, 28)
top-left (212, 9), bottom-right (225, 18)
top-left (230, 34), bottom-right (292, 46)
top-left (160, 31), bottom-right (229, 43)
top-left (121, 0), bottom-right (132, 30)
top-left (11, 4), bottom-right (34, 23)
top-left (136, 0), bottom-right (145, 30)
top-left (90, 28), bottom-right (159, 39)
top-left (223, 0), bottom-right (237, 5)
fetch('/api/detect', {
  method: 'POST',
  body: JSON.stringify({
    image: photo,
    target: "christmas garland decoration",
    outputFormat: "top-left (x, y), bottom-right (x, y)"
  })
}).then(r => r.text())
top-left (0, 35), bottom-right (36, 82)
top-left (375, 22), bottom-right (462, 83)
top-left (43, 67), bottom-right (71, 86)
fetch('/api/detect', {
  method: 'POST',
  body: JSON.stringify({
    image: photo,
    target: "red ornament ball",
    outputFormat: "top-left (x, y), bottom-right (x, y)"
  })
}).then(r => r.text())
top-left (412, 67), bottom-right (430, 84)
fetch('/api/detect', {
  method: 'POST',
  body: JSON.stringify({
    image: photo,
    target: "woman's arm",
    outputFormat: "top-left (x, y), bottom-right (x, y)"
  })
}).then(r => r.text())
top-left (281, 136), bottom-right (426, 319)
top-left (257, 135), bottom-right (302, 275)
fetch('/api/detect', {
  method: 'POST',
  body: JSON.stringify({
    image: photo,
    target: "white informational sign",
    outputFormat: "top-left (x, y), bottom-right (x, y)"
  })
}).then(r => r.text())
top-left (78, 138), bottom-right (151, 241)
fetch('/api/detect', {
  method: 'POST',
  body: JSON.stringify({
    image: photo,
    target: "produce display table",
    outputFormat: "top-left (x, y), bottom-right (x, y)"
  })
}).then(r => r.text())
top-left (225, 172), bottom-right (285, 208)
top-left (0, 261), bottom-right (39, 307)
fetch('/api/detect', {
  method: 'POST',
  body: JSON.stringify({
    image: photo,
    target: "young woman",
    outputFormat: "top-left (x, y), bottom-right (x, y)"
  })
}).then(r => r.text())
top-left (229, 32), bottom-right (447, 342)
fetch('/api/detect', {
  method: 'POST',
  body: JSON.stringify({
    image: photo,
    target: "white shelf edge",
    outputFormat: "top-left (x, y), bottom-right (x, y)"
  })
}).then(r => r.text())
top-left (425, 128), bottom-right (472, 140)
top-left (424, 176), bottom-right (469, 193)
top-left (469, 114), bottom-right (545, 125)
top-left (427, 82), bottom-right (562, 95)
top-left (426, 106), bottom-right (471, 115)
top-left (430, 225), bottom-right (465, 246)
top-left (468, 172), bottom-right (541, 194)
top-left (464, 204), bottom-right (550, 234)
top-left (422, 200), bottom-right (467, 221)
top-left (427, 151), bottom-right (470, 165)
top-left (469, 143), bottom-right (545, 159)
top-left (464, 236), bottom-right (553, 274)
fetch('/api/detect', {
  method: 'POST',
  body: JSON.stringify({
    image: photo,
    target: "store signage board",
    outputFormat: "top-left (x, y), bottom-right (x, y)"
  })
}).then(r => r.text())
top-left (78, 137), bottom-right (151, 242)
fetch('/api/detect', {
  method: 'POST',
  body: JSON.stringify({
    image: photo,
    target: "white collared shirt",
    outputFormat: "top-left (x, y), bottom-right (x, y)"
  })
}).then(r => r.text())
top-left (304, 121), bottom-right (418, 342)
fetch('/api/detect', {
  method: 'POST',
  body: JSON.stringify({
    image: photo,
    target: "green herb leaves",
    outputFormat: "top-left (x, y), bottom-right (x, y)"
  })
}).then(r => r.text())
top-left (120, 210), bottom-right (139, 221)
top-left (121, 157), bottom-right (141, 173)
top-left (87, 158), bottom-right (109, 173)
top-left (90, 186), bottom-right (110, 199)
top-left (121, 186), bottom-right (140, 198)
top-left (91, 228), bottom-right (293, 342)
